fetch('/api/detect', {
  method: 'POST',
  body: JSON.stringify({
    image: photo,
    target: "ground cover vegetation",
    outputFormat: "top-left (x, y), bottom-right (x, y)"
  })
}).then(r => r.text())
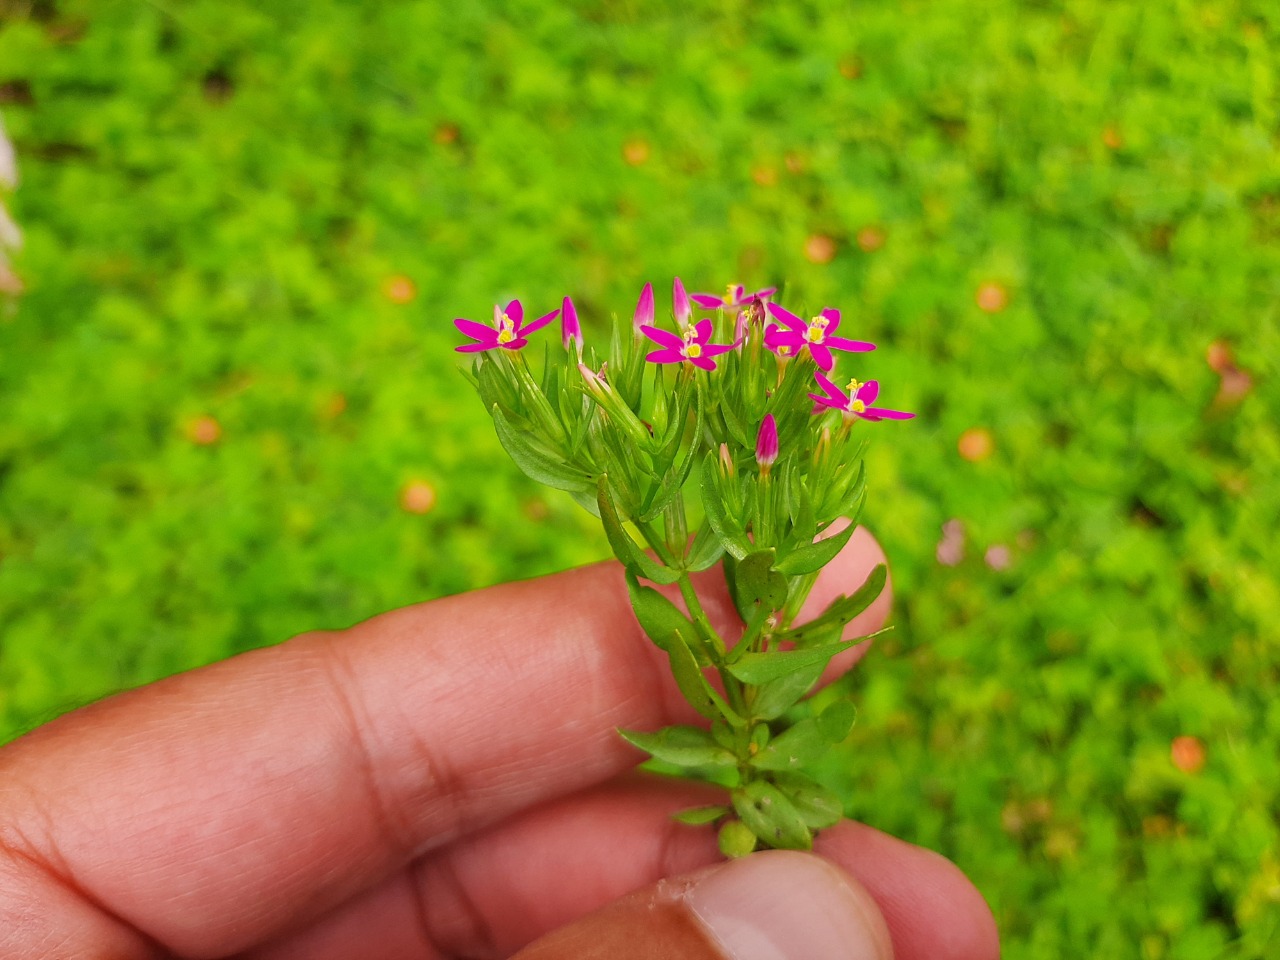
top-left (0, 0), bottom-right (1277, 955)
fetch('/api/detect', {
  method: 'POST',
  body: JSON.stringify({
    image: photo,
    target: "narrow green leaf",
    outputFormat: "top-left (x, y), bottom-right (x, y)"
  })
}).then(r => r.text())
top-left (700, 453), bottom-right (749, 560)
top-left (491, 405), bottom-right (592, 493)
top-left (748, 661), bottom-right (825, 720)
top-left (684, 522), bottom-right (726, 573)
top-left (732, 780), bottom-right (812, 850)
top-left (749, 718), bottom-right (830, 771)
top-left (726, 637), bottom-right (862, 685)
top-left (624, 570), bottom-right (696, 654)
top-left (779, 564), bottom-right (888, 644)
top-left (772, 773), bottom-right (845, 830)
top-left (599, 477), bottom-right (678, 584)
top-left (673, 805), bottom-right (731, 826)
top-left (775, 521), bottom-right (858, 576)
top-left (667, 622), bottom-right (728, 721)
top-left (619, 726), bottom-right (737, 768)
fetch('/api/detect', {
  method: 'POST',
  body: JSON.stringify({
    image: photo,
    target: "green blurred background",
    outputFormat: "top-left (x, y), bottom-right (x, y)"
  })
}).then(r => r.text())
top-left (1, 0), bottom-right (1278, 955)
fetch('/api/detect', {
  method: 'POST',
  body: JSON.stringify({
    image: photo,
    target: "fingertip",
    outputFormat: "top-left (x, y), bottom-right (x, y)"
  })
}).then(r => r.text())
top-left (817, 822), bottom-right (1000, 960)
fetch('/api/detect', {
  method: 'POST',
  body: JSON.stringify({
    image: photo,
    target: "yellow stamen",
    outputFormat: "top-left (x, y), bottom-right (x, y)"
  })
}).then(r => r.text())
top-left (497, 329), bottom-right (515, 344)
top-left (846, 378), bottom-right (862, 395)
top-left (686, 342), bottom-right (702, 358)
top-left (851, 399), bottom-right (866, 413)
top-left (805, 317), bottom-right (829, 343)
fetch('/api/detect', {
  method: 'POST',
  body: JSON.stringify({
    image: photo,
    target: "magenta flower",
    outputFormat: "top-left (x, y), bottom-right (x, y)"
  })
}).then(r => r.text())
top-left (690, 283), bottom-right (777, 312)
top-left (641, 318), bottom-right (734, 371)
top-left (673, 277), bottom-right (692, 328)
top-left (808, 373), bottom-right (914, 421)
top-left (755, 414), bottom-right (779, 470)
top-left (562, 296), bottom-right (582, 352)
top-left (764, 304), bottom-right (875, 371)
top-left (634, 282), bottom-right (655, 331)
top-left (454, 300), bottom-right (559, 353)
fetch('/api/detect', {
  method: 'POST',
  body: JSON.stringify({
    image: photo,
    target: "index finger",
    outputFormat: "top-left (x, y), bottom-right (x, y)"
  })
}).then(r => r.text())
top-left (0, 528), bottom-right (891, 957)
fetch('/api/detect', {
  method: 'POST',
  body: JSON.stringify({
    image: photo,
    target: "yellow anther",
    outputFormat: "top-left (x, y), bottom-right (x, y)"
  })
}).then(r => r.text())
top-left (851, 399), bottom-right (866, 413)
top-left (846, 378), bottom-right (862, 395)
top-left (805, 326), bottom-right (825, 343)
top-left (497, 329), bottom-right (515, 344)
top-left (686, 342), bottom-right (703, 358)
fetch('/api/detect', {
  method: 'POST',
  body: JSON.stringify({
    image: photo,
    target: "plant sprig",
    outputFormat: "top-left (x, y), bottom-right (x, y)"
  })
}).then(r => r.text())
top-left (456, 278), bottom-right (913, 856)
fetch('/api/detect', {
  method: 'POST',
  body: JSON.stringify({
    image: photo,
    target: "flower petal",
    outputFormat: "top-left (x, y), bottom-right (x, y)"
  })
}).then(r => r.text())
top-left (692, 318), bottom-right (714, 343)
top-left (690, 294), bottom-right (726, 309)
top-left (645, 348), bottom-right (685, 364)
top-left (766, 302), bottom-right (807, 333)
top-left (856, 380), bottom-right (880, 404)
top-left (455, 342), bottom-right (495, 353)
top-left (691, 355), bottom-right (718, 371)
top-left (521, 308), bottom-right (560, 336)
top-left (640, 324), bottom-right (684, 349)
top-left (864, 406), bottom-right (915, 420)
top-left (820, 307), bottom-right (841, 333)
top-left (813, 371), bottom-right (845, 402)
top-left (455, 318), bottom-right (499, 342)
top-left (810, 343), bottom-right (834, 371)
top-left (807, 392), bottom-right (846, 410)
top-left (701, 343), bottom-right (736, 358)
top-left (504, 300), bottom-right (524, 325)
top-left (502, 336), bottom-right (529, 350)
top-left (826, 336), bottom-right (876, 352)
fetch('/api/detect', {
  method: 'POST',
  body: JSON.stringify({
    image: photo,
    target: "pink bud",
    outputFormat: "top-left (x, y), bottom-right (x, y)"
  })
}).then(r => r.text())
top-left (718, 442), bottom-right (735, 476)
top-left (755, 414), bottom-right (779, 469)
top-left (633, 282), bottom-right (654, 330)
top-left (561, 296), bottom-right (581, 351)
top-left (673, 277), bottom-right (691, 328)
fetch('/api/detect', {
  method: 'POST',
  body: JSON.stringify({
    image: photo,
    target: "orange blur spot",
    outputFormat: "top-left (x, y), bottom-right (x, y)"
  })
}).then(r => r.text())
top-left (186, 415), bottom-right (221, 446)
top-left (433, 123), bottom-right (460, 145)
top-left (1205, 340), bottom-right (1233, 373)
top-left (1171, 735), bottom-right (1205, 774)
top-left (1102, 126), bottom-right (1123, 150)
top-left (322, 392), bottom-right (347, 419)
top-left (958, 427), bottom-right (994, 463)
top-left (752, 165), bottom-right (778, 187)
top-left (622, 139), bottom-right (650, 166)
top-left (856, 226), bottom-right (885, 252)
top-left (804, 234), bottom-right (836, 264)
top-left (975, 282), bottom-right (1009, 313)
top-left (400, 480), bottom-right (437, 515)
top-left (383, 275), bottom-right (417, 305)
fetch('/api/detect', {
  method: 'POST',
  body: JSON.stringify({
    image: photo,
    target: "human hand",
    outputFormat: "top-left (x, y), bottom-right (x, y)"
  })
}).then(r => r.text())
top-left (0, 528), bottom-right (998, 959)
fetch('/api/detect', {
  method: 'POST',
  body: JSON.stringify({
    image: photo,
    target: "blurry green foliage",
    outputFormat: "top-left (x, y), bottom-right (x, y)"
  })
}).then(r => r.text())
top-left (1, 0), bottom-right (1278, 956)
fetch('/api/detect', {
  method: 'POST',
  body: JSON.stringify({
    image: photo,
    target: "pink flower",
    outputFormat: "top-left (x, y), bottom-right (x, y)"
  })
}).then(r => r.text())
top-left (454, 300), bottom-right (559, 353)
top-left (690, 283), bottom-right (777, 312)
top-left (755, 414), bottom-right (779, 470)
top-left (641, 318), bottom-right (734, 371)
top-left (764, 304), bottom-right (875, 371)
top-left (808, 372), bottom-right (914, 421)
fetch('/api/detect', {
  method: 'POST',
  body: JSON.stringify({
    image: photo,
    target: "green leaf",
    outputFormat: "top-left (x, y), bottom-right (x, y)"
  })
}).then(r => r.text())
top-left (700, 453), bottom-right (749, 560)
top-left (667, 619), bottom-right (733, 722)
top-left (726, 637), bottom-right (863, 685)
top-left (673, 805), bottom-right (731, 826)
top-left (598, 477), bottom-right (678, 584)
top-left (749, 718), bottom-right (830, 771)
top-left (776, 521), bottom-right (858, 576)
top-left (619, 725), bottom-right (737, 767)
top-left (816, 699), bottom-right (857, 742)
top-left (748, 661), bottom-right (825, 720)
top-left (780, 564), bottom-right (888, 644)
top-left (624, 570), bottom-right (696, 654)
top-left (491, 405), bottom-right (593, 493)
top-left (683, 522), bottom-right (725, 573)
top-left (772, 772), bottom-right (845, 829)
top-left (733, 549), bottom-right (789, 615)
top-left (732, 780), bottom-right (812, 850)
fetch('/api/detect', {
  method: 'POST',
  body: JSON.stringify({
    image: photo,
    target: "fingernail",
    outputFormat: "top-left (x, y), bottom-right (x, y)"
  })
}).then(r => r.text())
top-left (687, 850), bottom-right (892, 960)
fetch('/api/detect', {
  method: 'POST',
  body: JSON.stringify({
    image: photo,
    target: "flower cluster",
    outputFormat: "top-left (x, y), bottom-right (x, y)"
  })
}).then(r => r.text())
top-left (455, 277), bottom-right (913, 859)
top-left (454, 278), bottom-right (913, 424)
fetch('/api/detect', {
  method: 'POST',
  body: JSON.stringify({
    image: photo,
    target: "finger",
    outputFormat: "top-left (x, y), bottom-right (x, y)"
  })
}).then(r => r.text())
top-left (244, 776), bottom-right (994, 960)
top-left (512, 850), bottom-right (892, 960)
top-left (0, 529), bottom-right (890, 957)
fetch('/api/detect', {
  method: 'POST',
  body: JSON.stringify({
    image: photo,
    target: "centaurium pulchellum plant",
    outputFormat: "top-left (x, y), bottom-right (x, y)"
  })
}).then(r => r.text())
top-left (455, 279), bottom-right (913, 857)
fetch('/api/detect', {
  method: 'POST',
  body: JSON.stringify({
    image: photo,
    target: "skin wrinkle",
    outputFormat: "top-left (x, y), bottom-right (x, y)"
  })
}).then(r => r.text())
top-left (315, 637), bottom-right (443, 865)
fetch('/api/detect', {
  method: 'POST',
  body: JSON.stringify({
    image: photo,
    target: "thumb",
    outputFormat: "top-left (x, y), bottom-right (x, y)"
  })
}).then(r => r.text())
top-left (511, 850), bottom-right (894, 960)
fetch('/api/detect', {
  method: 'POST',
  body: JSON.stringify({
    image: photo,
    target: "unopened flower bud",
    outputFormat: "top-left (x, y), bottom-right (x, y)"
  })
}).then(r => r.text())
top-left (755, 414), bottom-right (779, 472)
top-left (719, 442), bottom-right (736, 477)
top-left (633, 282), bottom-right (654, 331)
top-left (561, 296), bottom-right (582, 352)
top-left (673, 276), bottom-right (692, 328)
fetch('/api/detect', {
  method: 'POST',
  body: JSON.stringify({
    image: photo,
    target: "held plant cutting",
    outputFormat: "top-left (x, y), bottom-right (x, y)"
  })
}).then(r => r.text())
top-left (455, 279), bottom-right (913, 857)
